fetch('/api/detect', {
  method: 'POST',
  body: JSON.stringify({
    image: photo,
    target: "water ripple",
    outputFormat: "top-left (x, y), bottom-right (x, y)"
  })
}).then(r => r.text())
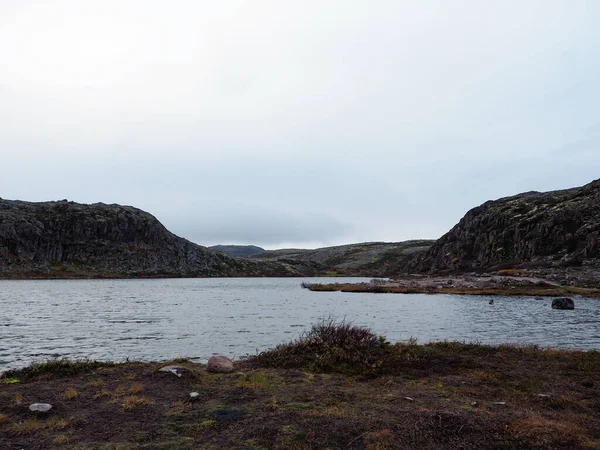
top-left (0, 277), bottom-right (599, 371)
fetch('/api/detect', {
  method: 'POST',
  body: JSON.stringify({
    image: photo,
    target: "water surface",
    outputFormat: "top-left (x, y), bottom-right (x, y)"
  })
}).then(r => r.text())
top-left (1, 277), bottom-right (599, 370)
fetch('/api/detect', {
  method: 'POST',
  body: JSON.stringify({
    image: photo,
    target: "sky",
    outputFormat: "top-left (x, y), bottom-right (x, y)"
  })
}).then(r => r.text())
top-left (1, 1), bottom-right (599, 249)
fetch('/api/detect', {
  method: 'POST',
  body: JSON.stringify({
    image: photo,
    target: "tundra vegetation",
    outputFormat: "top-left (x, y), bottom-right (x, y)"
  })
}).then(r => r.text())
top-left (1, 321), bottom-right (599, 449)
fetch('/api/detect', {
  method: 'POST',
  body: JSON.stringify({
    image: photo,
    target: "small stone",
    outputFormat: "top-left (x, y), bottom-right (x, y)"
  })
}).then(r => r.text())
top-left (158, 365), bottom-right (184, 377)
top-left (537, 394), bottom-right (550, 398)
top-left (189, 392), bottom-right (200, 401)
top-left (403, 397), bottom-right (414, 402)
top-left (492, 402), bottom-right (506, 406)
top-left (29, 403), bottom-right (52, 413)
top-left (207, 355), bottom-right (234, 373)
top-left (470, 401), bottom-right (479, 407)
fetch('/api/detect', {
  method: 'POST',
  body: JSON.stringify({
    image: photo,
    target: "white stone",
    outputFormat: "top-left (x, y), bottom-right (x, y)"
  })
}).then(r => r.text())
top-left (158, 365), bottom-right (184, 377)
top-left (29, 403), bottom-right (52, 413)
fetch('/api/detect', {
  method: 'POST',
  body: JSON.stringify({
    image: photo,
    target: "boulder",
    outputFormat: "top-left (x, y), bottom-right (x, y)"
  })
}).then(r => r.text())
top-left (207, 355), bottom-right (234, 373)
top-left (551, 297), bottom-right (575, 310)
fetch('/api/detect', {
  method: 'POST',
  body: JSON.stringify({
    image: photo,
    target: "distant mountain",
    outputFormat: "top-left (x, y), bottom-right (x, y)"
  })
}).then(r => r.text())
top-left (250, 241), bottom-right (433, 277)
top-left (415, 179), bottom-right (600, 272)
top-left (0, 199), bottom-right (296, 278)
top-left (209, 245), bottom-right (266, 258)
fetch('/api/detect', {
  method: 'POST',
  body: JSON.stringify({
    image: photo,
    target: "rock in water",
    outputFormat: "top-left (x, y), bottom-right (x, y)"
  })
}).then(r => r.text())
top-left (207, 355), bottom-right (234, 373)
top-left (552, 298), bottom-right (575, 310)
top-left (29, 403), bottom-right (52, 413)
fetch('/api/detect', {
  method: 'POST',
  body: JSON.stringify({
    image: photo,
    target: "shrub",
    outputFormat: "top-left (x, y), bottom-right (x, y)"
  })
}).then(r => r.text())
top-left (253, 318), bottom-right (391, 376)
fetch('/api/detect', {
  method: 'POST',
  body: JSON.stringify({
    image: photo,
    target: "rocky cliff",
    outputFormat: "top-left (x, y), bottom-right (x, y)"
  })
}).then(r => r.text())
top-left (416, 179), bottom-right (600, 272)
top-left (0, 199), bottom-right (294, 278)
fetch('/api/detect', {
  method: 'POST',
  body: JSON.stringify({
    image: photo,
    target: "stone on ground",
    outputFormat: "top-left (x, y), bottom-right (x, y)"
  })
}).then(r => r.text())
top-left (29, 403), bottom-right (52, 413)
top-left (207, 355), bottom-right (234, 373)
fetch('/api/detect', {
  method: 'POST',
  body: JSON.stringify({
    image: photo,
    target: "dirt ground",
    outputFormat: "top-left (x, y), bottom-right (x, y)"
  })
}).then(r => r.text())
top-left (1, 344), bottom-right (599, 449)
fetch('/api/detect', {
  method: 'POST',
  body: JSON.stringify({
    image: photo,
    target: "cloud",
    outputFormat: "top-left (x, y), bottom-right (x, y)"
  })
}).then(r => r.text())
top-left (1, 1), bottom-right (599, 247)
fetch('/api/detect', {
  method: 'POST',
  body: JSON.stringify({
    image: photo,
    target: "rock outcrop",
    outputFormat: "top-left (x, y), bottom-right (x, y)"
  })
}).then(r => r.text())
top-left (0, 199), bottom-right (295, 278)
top-left (416, 179), bottom-right (600, 272)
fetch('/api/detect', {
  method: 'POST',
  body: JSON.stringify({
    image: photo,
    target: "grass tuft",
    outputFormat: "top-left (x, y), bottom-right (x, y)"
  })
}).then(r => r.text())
top-left (13, 392), bottom-right (24, 405)
top-left (122, 395), bottom-right (151, 410)
top-left (129, 383), bottom-right (143, 394)
top-left (11, 416), bottom-right (69, 435)
top-left (62, 388), bottom-right (79, 400)
top-left (1, 359), bottom-right (114, 382)
top-left (53, 433), bottom-right (70, 445)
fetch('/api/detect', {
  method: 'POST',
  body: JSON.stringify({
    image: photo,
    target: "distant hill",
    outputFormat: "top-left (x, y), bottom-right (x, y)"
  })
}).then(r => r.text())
top-left (250, 241), bottom-right (433, 277)
top-left (0, 199), bottom-right (296, 278)
top-left (415, 179), bottom-right (600, 272)
top-left (209, 245), bottom-right (266, 258)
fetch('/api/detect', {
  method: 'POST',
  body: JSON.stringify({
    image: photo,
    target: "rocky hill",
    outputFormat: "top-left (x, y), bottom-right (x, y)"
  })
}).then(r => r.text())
top-left (250, 241), bottom-right (433, 277)
top-left (416, 179), bottom-right (600, 272)
top-left (209, 245), bottom-right (266, 258)
top-left (0, 199), bottom-right (295, 278)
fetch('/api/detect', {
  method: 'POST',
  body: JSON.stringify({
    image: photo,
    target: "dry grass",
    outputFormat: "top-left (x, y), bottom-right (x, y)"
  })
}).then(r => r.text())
top-left (53, 433), bottom-right (71, 445)
top-left (315, 406), bottom-right (350, 418)
top-left (122, 395), bottom-right (151, 410)
top-left (113, 384), bottom-right (128, 398)
top-left (497, 269), bottom-right (527, 276)
top-left (11, 416), bottom-right (69, 435)
top-left (62, 387), bottom-right (79, 400)
top-left (13, 392), bottom-right (23, 405)
top-left (469, 370), bottom-right (500, 383)
top-left (93, 389), bottom-right (112, 400)
top-left (129, 383), bottom-right (143, 394)
top-left (88, 378), bottom-right (105, 387)
top-left (266, 397), bottom-right (279, 411)
top-left (170, 400), bottom-right (192, 414)
top-left (364, 429), bottom-right (394, 450)
top-left (509, 415), bottom-right (585, 445)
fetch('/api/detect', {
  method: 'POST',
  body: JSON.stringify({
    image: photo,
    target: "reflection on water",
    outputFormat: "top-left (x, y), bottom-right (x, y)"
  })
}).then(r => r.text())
top-left (1, 278), bottom-right (599, 370)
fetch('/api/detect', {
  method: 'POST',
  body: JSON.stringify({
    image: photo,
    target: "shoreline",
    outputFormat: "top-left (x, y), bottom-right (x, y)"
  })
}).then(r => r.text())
top-left (303, 274), bottom-right (600, 298)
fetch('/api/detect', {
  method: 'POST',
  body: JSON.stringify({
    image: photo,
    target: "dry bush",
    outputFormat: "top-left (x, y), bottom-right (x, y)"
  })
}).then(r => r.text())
top-left (122, 395), bottom-right (151, 410)
top-left (62, 388), bottom-right (78, 400)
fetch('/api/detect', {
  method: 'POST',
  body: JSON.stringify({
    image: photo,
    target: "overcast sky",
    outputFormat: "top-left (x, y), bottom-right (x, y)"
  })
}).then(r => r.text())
top-left (1, 1), bottom-right (599, 249)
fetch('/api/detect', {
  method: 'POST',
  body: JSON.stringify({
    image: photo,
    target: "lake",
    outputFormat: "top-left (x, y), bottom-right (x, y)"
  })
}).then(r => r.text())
top-left (1, 277), bottom-right (599, 370)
